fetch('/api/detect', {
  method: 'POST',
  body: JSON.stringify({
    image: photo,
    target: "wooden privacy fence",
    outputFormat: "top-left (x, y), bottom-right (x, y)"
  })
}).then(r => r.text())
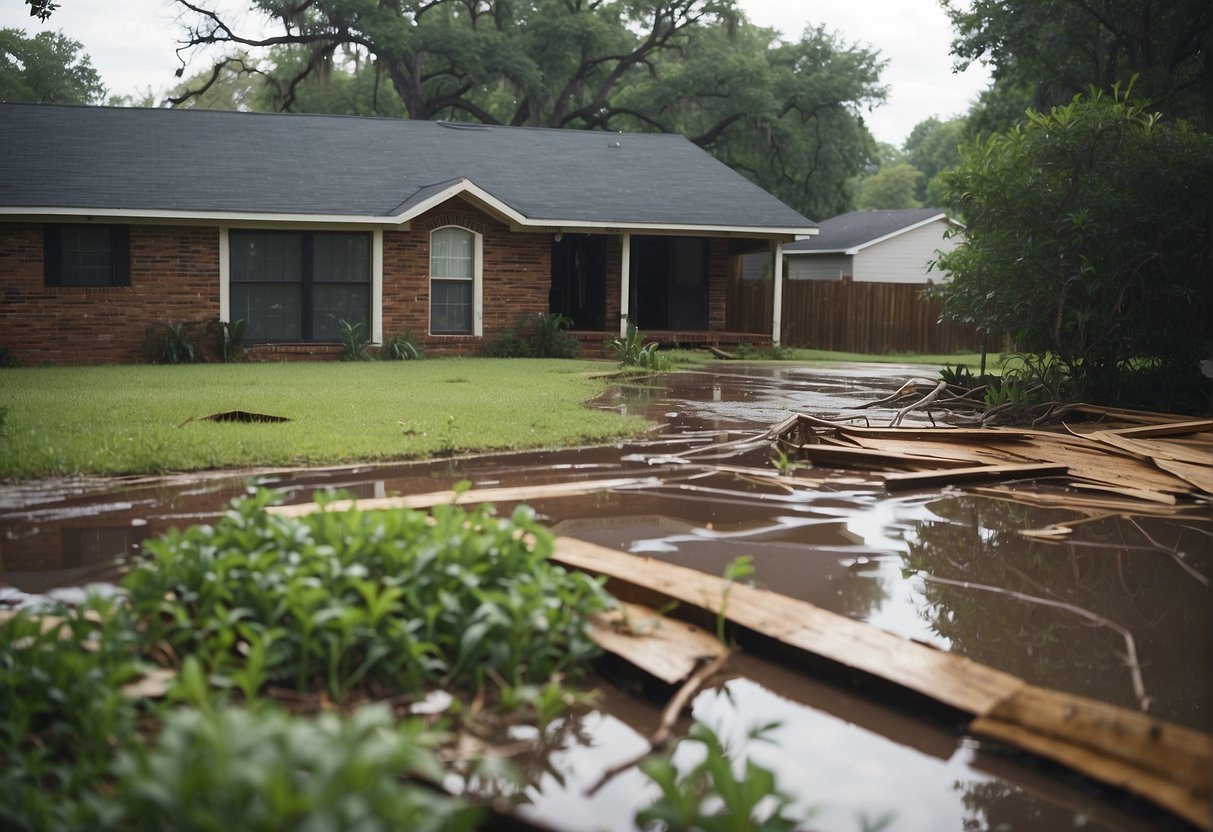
top-left (727, 277), bottom-right (984, 355)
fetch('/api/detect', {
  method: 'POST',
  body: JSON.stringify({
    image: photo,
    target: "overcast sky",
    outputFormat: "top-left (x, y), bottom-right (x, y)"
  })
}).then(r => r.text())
top-left (1, 0), bottom-right (990, 147)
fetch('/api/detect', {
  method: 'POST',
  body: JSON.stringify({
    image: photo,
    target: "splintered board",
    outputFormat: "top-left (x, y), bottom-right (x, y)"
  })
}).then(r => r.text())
top-left (551, 536), bottom-right (1212, 829)
top-left (777, 413), bottom-right (1213, 507)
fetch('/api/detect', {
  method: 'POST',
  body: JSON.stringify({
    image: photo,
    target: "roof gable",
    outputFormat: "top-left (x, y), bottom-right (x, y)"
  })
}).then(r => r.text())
top-left (0, 104), bottom-right (815, 234)
top-left (784, 209), bottom-right (952, 254)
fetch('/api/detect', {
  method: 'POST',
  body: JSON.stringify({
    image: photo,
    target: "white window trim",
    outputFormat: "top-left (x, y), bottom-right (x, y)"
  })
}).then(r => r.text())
top-left (218, 226), bottom-right (383, 341)
top-left (428, 225), bottom-right (483, 337)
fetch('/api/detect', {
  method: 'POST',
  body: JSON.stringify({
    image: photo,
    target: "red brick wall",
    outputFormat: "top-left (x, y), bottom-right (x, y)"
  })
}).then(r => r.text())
top-left (382, 198), bottom-right (553, 356)
top-left (1, 210), bottom-right (738, 366)
top-left (0, 223), bottom-right (220, 365)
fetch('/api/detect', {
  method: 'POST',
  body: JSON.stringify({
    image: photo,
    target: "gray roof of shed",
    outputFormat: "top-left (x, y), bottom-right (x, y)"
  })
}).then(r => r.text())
top-left (784, 208), bottom-right (946, 253)
top-left (0, 103), bottom-right (815, 233)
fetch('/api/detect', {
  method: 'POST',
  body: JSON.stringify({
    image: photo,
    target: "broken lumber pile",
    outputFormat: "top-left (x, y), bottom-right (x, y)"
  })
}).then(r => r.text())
top-left (774, 414), bottom-right (1212, 509)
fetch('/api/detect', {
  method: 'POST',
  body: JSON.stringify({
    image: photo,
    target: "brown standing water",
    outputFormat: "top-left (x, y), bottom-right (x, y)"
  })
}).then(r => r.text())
top-left (2, 362), bottom-right (1209, 830)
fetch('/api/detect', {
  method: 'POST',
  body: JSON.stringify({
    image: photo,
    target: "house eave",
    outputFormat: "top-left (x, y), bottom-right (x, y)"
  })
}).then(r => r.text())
top-left (2, 202), bottom-right (817, 239)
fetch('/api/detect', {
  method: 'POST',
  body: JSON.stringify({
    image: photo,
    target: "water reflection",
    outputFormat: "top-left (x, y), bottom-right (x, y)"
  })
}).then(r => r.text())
top-left (1, 362), bottom-right (1208, 829)
top-left (902, 496), bottom-right (1211, 730)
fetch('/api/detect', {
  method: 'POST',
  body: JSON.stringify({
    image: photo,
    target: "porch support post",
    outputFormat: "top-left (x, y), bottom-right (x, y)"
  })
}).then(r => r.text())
top-left (771, 239), bottom-right (784, 347)
top-left (619, 232), bottom-right (632, 338)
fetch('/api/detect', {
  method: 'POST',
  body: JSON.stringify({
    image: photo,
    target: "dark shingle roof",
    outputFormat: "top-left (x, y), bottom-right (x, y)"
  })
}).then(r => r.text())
top-left (784, 208), bottom-right (945, 253)
top-left (0, 104), bottom-right (814, 232)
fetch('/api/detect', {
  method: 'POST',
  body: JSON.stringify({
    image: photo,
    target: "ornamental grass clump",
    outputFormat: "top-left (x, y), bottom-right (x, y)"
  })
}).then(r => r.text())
top-left (123, 490), bottom-right (613, 702)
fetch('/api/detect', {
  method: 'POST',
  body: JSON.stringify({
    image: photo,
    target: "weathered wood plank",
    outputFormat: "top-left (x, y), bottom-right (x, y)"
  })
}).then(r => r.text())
top-left (883, 463), bottom-right (1069, 491)
top-left (266, 477), bottom-right (660, 518)
top-left (587, 602), bottom-right (726, 686)
top-left (550, 536), bottom-right (1211, 828)
top-left (552, 536), bottom-right (1026, 715)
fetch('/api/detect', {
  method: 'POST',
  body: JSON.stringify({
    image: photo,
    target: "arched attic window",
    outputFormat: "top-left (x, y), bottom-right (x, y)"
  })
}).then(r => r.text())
top-left (429, 226), bottom-right (482, 336)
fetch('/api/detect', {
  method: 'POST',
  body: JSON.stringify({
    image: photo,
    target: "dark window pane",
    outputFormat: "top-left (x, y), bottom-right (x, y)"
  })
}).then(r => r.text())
top-left (312, 283), bottom-right (369, 340)
top-left (231, 284), bottom-right (302, 340)
top-left (231, 232), bottom-right (302, 283)
top-left (60, 225), bottom-right (112, 286)
top-left (431, 279), bottom-right (472, 333)
top-left (314, 233), bottom-right (370, 283)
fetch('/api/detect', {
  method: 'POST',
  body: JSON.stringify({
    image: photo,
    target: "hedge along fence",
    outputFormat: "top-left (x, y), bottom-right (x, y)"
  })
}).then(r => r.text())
top-left (727, 276), bottom-right (984, 355)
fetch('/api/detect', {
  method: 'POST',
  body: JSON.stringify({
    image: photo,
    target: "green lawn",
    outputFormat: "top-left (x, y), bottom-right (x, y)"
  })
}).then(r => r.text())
top-left (0, 360), bottom-right (649, 479)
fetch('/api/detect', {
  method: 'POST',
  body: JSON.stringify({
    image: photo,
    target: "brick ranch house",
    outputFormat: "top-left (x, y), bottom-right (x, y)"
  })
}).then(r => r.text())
top-left (0, 103), bottom-right (817, 364)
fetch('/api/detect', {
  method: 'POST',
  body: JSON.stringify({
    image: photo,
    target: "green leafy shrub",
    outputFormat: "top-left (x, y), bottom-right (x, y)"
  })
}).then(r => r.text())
top-left (607, 325), bottom-right (671, 370)
top-left (143, 321), bottom-right (203, 364)
top-left (379, 331), bottom-right (423, 361)
top-left (532, 312), bottom-right (580, 358)
top-left (207, 318), bottom-right (247, 363)
top-left (337, 319), bottom-right (371, 361)
top-left (0, 598), bottom-right (145, 830)
top-left (123, 490), bottom-right (613, 700)
top-left (482, 313), bottom-right (579, 358)
top-left (105, 698), bottom-right (482, 832)
top-left (636, 722), bottom-right (801, 831)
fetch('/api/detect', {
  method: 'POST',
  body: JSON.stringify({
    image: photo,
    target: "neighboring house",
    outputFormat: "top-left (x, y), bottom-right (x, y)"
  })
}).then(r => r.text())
top-left (782, 208), bottom-right (962, 283)
top-left (0, 104), bottom-right (816, 365)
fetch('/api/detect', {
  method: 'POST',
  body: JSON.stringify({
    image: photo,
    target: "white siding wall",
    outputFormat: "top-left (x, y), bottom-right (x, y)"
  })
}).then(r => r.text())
top-left (787, 253), bottom-right (851, 281)
top-left (851, 220), bottom-right (961, 283)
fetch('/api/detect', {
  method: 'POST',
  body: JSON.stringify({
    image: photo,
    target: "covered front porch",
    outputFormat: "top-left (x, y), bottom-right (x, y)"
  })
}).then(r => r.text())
top-left (547, 230), bottom-right (789, 347)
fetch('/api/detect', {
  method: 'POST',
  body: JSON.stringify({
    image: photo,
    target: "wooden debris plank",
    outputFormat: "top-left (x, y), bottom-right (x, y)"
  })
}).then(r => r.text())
top-left (1103, 419), bottom-right (1213, 439)
top-left (587, 602), bottom-right (726, 686)
top-left (972, 486), bottom-right (1210, 518)
top-left (796, 414), bottom-right (1037, 441)
top-left (1090, 431), bottom-right (1213, 466)
top-left (843, 436), bottom-right (1026, 466)
top-left (795, 444), bottom-right (980, 471)
top-left (1010, 437), bottom-right (1193, 494)
top-left (1067, 482), bottom-right (1179, 505)
top-left (551, 536), bottom-right (1211, 828)
top-left (972, 717), bottom-right (1210, 831)
top-left (883, 463), bottom-right (1069, 491)
top-left (1153, 457), bottom-right (1213, 496)
top-left (1064, 404), bottom-right (1192, 425)
top-left (984, 686), bottom-right (1211, 791)
top-left (552, 536), bottom-right (1025, 716)
top-left (266, 477), bottom-right (660, 518)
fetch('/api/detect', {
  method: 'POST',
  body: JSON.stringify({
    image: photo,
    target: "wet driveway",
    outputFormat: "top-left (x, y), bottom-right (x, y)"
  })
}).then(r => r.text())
top-left (1, 361), bottom-right (1208, 831)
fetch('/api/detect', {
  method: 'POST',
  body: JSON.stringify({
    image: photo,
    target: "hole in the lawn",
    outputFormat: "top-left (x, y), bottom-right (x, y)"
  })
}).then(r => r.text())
top-left (198, 410), bottom-right (291, 424)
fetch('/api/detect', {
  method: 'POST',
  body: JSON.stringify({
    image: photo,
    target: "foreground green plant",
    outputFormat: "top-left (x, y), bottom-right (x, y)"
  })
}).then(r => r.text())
top-left (123, 490), bottom-right (613, 701)
top-left (105, 682), bottom-right (482, 832)
top-left (637, 722), bottom-right (800, 831)
top-left (0, 598), bottom-right (145, 830)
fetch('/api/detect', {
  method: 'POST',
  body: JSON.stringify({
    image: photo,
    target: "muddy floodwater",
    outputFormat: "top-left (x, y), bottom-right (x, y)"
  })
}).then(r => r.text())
top-left (2, 362), bottom-right (1209, 831)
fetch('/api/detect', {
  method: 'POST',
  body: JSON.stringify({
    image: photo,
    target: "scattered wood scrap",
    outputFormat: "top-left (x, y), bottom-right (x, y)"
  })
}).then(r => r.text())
top-left (773, 413), bottom-right (1212, 511)
top-left (550, 536), bottom-right (1213, 830)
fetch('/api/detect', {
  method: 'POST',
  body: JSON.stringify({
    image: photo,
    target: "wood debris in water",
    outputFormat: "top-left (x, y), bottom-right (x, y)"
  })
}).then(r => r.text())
top-left (771, 412), bottom-right (1212, 511)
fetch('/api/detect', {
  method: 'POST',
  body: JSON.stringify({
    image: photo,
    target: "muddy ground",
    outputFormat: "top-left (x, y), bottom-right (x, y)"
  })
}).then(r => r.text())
top-left (1, 361), bottom-right (1208, 831)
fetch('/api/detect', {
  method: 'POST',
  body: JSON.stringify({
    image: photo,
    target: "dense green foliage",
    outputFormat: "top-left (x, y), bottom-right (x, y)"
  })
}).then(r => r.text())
top-left (0, 360), bottom-right (646, 478)
top-left (856, 162), bottom-right (922, 210)
top-left (107, 698), bottom-right (483, 832)
top-left (946, 0), bottom-right (1211, 132)
top-left (936, 90), bottom-right (1213, 407)
top-left (0, 27), bottom-right (104, 104)
top-left (1, 492), bottom-right (615, 829)
top-left (125, 491), bottom-right (612, 699)
top-left (166, 1), bottom-right (885, 218)
top-left (482, 313), bottom-right (580, 359)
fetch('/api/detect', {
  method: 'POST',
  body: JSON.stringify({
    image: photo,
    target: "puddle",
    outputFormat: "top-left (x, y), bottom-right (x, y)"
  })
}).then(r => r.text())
top-left (1, 361), bottom-right (1207, 829)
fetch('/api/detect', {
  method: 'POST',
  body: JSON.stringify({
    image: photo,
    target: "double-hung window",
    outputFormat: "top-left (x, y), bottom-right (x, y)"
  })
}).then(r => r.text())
top-left (429, 226), bottom-right (477, 334)
top-left (229, 230), bottom-right (370, 341)
top-left (43, 224), bottom-right (130, 287)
